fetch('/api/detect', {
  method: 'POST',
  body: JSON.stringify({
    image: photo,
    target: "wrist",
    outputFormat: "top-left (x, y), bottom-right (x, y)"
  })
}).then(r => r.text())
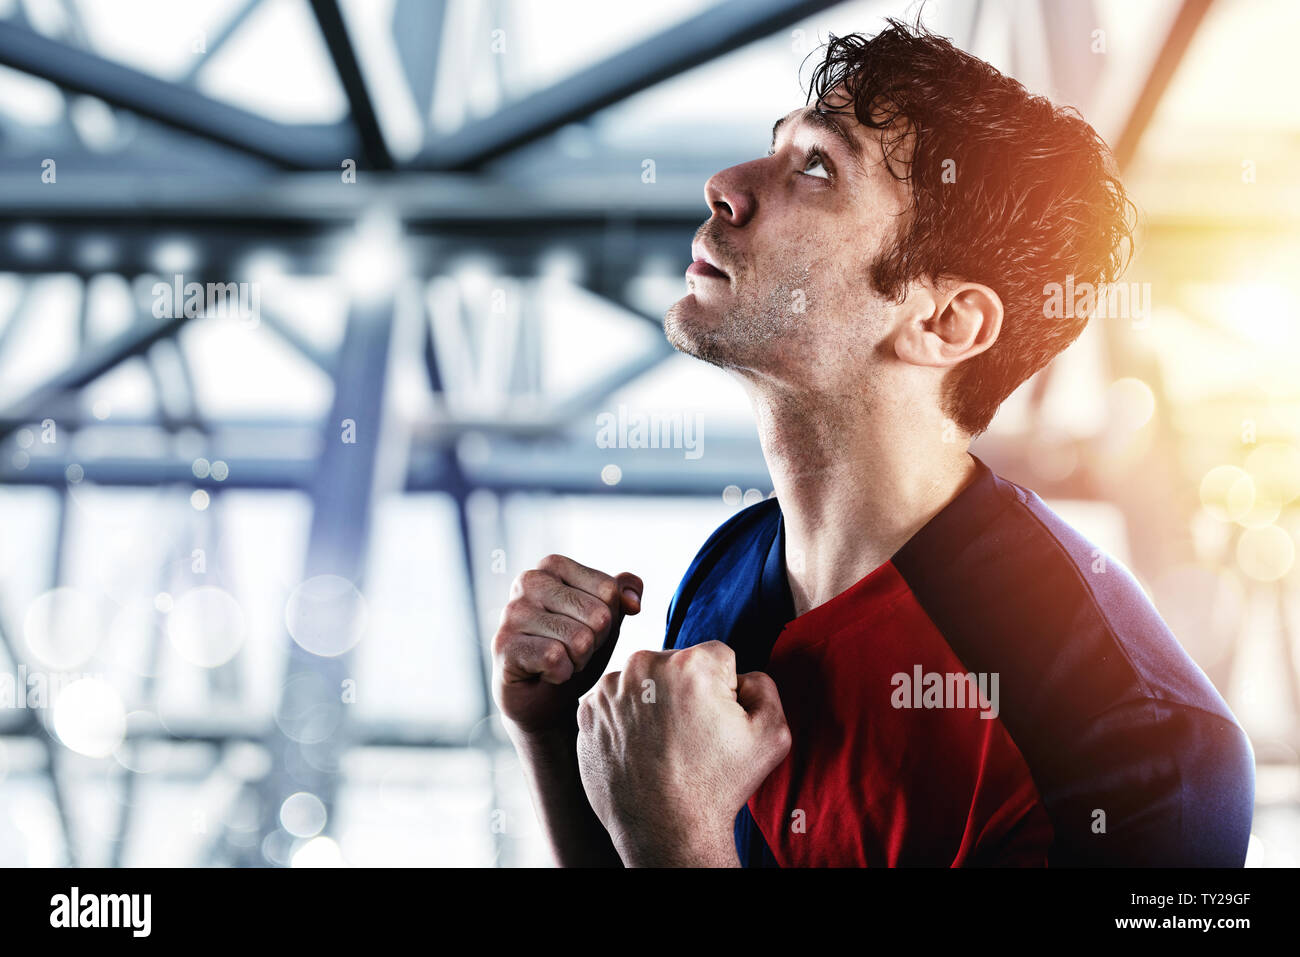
top-left (502, 714), bottom-right (624, 868)
top-left (611, 817), bottom-right (739, 868)
top-left (503, 718), bottom-right (587, 785)
top-left (503, 714), bottom-right (577, 749)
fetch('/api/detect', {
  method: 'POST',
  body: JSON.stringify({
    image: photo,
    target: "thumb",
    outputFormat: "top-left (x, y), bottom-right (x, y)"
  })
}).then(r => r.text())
top-left (615, 572), bottom-right (644, 617)
top-left (581, 572), bottom-right (643, 680)
top-left (736, 671), bottom-right (789, 736)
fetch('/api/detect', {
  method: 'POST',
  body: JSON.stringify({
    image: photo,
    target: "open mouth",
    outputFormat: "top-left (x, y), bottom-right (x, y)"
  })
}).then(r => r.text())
top-left (687, 259), bottom-right (729, 280)
top-left (689, 239), bottom-right (731, 281)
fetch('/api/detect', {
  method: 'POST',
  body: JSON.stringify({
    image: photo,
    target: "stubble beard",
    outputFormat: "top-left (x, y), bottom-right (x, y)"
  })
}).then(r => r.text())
top-left (664, 259), bottom-right (814, 370)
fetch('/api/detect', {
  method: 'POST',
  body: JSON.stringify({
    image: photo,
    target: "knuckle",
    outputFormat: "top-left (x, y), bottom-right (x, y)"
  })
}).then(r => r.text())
top-left (518, 568), bottom-right (549, 594)
top-left (594, 578), bottom-right (620, 607)
top-left (598, 671), bottom-right (621, 696)
top-left (666, 649), bottom-right (696, 677)
top-left (770, 724), bottom-right (793, 759)
top-left (499, 598), bottom-right (531, 631)
top-left (569, 626), bottom-right (595, 659)
top-left (537, 553), bottom-right (566, 574)
top-left (751, 671), bottom-right (777, 695)
top-left (706, 639), bottom-right (736, 661)
top-left (589, 603), bottom-right (612, 634)
top-left (625, 649), bottom-right (655, 673)
top-left (674, 643), bottom-right (709, 668)
top-left (685, 660), bottom-right (714, 689)
top-left (540, 641), bottom-right (568, 671)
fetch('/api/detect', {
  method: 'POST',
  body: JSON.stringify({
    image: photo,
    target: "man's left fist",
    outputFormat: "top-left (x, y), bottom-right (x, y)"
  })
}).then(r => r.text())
top-left (575, 640), bottom-right (791, 867)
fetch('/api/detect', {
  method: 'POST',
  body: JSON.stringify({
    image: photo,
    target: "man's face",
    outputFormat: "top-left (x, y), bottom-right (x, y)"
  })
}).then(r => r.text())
top-left (664, 90), bottom-right (912, 392)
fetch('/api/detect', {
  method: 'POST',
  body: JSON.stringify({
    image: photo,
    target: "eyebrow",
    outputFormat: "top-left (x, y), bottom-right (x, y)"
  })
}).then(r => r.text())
top-left (769, 107), bottom-right (865, 171)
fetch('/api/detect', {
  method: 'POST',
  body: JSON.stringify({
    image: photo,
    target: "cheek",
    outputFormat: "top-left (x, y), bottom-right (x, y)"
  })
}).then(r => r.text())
top-left (747, 229), bottom-right (821, 287)
top-left (742, 210), bottom-right (874, 313)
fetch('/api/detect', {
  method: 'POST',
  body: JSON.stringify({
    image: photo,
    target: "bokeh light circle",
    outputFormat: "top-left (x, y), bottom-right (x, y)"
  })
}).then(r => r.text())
top-left (1244, 442), bottom-right (1300, 508)
top-left (113, 710), bottom-right (172, 775)
top-left (1106, 377), bottom-right (1156, 431)
top-left (1200, 466), bottom-right (1254, 522)
top-left (284, 575), bottom-right (367, 658)
top-left (53, 678), bottom-right (126, 757)
top-left (273, 671), bottom-right (343, 744)
top-left (23, 587), bottom-right (102, 669)
top-left (279, 792), bottom-right (327, 838)
top-left (166, 587), bottom-right (246, 667)
top-left (1236, 525), bottom-right (1295, 582)
top-left (291, 835), bottom-right (344, 867)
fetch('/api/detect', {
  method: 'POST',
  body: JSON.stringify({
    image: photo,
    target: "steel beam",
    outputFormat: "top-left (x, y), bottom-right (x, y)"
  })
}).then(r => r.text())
top-left (0, 313), bottom-right (191, 443)
top-left (179, 0), bottom-right (265, 86)
top-left (0, 21), bottom-right (356, 169)
top-left (416, 0), bottom-right (846, 170)
top-left (393, 0), bottom-right (447, 124)
top-left (308, 0), bottom-right (393, 169)
top-left (1113, 0), bottom-right (1215, 169)
top-left (249, 295), bottom-right (397, 865)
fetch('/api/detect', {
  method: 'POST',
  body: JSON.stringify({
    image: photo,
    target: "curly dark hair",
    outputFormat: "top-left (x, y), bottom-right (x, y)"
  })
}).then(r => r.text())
top-left (805, 18), bottom-right (1137, 436)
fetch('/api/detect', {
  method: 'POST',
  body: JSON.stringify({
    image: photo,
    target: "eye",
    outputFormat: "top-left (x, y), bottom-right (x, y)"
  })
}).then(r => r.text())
top-left (800, 150), bottom-right (831, 180)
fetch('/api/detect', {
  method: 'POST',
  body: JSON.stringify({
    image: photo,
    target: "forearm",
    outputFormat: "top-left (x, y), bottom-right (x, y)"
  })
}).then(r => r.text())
top-left (506, 720), bottom-right (623, 868)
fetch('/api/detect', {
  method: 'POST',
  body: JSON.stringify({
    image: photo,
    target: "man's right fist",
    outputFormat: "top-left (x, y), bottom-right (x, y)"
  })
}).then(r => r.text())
top-left (491, 554), bottom-right (643, 735)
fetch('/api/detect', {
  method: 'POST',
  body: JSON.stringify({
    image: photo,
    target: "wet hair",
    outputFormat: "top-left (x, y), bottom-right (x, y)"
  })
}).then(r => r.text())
top-left (805, 17), bottom-right (1136, 435)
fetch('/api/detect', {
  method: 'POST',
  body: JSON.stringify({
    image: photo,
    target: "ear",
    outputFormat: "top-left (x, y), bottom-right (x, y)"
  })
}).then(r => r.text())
top-left (894, 281), bottom-right (1003, 369)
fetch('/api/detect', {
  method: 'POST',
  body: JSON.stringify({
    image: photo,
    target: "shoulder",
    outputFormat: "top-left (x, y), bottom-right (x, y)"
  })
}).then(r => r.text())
top-left (895, 463), bottom-right (1235, 721)
top-left (894, 461), bottom-right (1253, 864)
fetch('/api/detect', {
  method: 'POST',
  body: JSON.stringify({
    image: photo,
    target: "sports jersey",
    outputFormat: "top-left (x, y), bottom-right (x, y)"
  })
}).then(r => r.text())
top-left (663, 454), bottom-right (1255, 866)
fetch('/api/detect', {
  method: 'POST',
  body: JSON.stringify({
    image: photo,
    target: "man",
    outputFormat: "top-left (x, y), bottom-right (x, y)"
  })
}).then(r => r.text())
top-left (491, 20), bottom-right (1255, 867)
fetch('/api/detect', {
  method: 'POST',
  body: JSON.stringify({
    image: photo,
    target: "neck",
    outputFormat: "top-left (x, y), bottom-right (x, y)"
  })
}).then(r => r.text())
top-left (742, 379), bottom-right (978, 618)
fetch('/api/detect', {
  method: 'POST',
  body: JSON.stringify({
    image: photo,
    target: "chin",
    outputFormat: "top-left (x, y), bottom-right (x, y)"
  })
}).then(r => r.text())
top-left (663, 300), bottom-right (701, 354)
top-left (663, 299), bottom-right (736, 368)
top-left (664, 298), bottom-right (708, 350)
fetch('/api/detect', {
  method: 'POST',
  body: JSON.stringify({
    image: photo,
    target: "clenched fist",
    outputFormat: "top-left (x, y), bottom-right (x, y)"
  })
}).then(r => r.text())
top-left (492, 554), bottom-right (644, 736)
top-left (575, 640), bottom-right (792, 867)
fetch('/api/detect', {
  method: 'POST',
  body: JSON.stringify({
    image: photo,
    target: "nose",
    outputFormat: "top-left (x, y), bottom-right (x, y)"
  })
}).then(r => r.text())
top-left (703, 163), bottom-right (755, 227)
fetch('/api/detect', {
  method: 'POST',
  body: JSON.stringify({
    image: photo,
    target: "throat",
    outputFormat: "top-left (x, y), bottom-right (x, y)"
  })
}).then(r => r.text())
top-left (785, 539), bottom-right (896, 619)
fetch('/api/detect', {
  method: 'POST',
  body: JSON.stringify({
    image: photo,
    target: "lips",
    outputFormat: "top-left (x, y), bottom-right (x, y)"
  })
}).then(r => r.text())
top-left (689, 239), bottom-right (730, 280)
top-left (687, 260), bottom-right (728, 279)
